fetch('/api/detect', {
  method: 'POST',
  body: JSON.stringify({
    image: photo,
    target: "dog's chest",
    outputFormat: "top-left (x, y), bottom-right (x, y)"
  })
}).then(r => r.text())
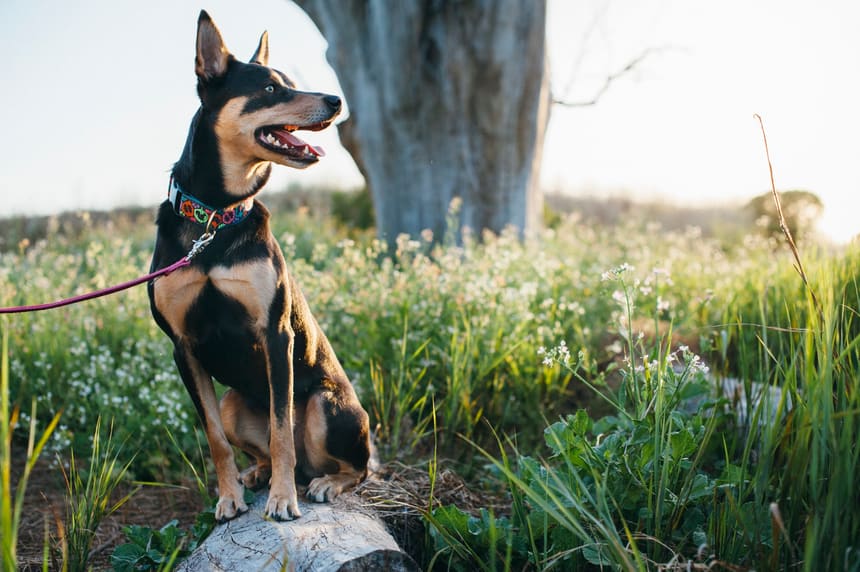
top-left (153, 259), bottom-right (279, 339)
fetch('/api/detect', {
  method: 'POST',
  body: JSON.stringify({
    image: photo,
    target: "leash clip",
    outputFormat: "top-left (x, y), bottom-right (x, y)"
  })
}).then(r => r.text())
top-left (186, 230), bottom-right (216, 261)
top-left (184, 209), bottom-right (220, 261)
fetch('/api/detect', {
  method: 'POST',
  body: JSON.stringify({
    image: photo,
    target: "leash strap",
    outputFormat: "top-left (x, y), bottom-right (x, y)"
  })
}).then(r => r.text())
top-left (0, 225), bottom-right (218, 315)
top-left (0, 258), bottom-right (190, 314)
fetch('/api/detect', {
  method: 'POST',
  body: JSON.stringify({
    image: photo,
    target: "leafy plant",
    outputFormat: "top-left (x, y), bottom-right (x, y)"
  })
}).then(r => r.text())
top-left (426, 341), bottom-right (723, 570)
top-left (3, 202), bottom-right (859, 570)
top-left (110, 427), bottom-right (220, 572)
top-left (111, 511), bottom-right (215, 572)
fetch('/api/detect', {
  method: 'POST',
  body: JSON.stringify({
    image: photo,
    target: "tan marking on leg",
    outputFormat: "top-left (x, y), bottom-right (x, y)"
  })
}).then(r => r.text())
top-left (265, 331), bottom-right (301, 521)
top-left (183, 353), bottom-right (247, 521)
top-left (306, 463), bottom-right (365, 503)
top-left (208, 260), bottom-right (278, 331)
top-left (239, 462), bottom-right (272, 491)
top-left (303, 393), bottom-right (362, 503)
top-left (221, 390), bottom-right (272, 490)
top-left (302, 393), bottom-right (337, 475)
top-left (266, 402), bottom-right (301, 519)
top-left (152, 267), bottom-right (208, 336)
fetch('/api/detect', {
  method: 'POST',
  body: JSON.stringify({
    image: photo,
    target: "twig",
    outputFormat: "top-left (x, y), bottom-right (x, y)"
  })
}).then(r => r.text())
top-left (553, 47), bottom-right (668, 107)
top-left (752, 114), bottom-right (824, 324)
top-left (88, 531), bottom-right (121, 560)
top-left (555, 2), bottom-right (612, 99)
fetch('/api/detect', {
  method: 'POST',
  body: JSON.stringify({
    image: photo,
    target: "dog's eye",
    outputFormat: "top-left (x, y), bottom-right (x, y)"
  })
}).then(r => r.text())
top-left (265, 85), bottom-right (275, 93)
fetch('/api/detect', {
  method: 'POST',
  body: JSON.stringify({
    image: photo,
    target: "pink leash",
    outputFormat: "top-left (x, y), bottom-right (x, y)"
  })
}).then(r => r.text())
top-left (0, 226), bottom-right (216, 315)
top-left (0, 258), bottom-right (190, 314)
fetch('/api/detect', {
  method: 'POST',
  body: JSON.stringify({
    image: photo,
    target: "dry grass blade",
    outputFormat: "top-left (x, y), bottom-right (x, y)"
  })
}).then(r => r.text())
top-left (356, 462), bottom-right (506, 517)
top-left (752, 113), bottom-right (824, 324)
top-left (355, 462), bottom-right (509, 562)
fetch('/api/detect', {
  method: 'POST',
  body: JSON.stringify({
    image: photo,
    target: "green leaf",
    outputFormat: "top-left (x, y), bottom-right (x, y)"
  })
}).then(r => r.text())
top-left (550, 524), bottom-right (579, 553)
top-left (147, 548), bottom-right (166, 564)
top-left (687, 473), bottom-right (714, 501)
top-left (570, 410), bottom-right (591, 435)
top-left (122, 524), bottom-right (154, 549)
top-left (670, 428), bottom-right (696, 461)
top-left (544, 411), bottom-right (592, 455)
top-left (110, 543), bottom-right (147, 572)
top-left (582, 544), bottom-right (612, 566)
top-left (681, 507), bottom-right (706, 533)
top-left (155, 519), bottom-right (184, 552)
top-left (431, 505), bottom-right (471, 538)
top-left (192, 508), bottom-right (216, 543)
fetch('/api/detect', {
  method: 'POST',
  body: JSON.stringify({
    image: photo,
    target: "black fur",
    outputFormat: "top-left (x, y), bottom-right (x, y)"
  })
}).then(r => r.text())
top-left (147, 10), bottom-right (369, 521)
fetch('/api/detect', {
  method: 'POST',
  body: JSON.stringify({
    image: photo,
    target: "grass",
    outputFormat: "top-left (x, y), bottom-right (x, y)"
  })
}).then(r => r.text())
top-left (1, 202), bottom-right (858, 570)
top-left (61, 418), bottom-right (137, 572)
top-left (1, 331), bottom-right (62, 571)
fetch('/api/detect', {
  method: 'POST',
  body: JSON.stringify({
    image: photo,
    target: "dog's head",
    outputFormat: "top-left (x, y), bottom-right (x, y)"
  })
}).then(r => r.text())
top-left (194, 10), bottom-right (341, 171)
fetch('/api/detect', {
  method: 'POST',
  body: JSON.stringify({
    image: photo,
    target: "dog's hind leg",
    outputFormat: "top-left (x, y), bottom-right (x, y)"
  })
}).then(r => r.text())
top-left (221, 390), bottom-right (272, 491)
top-left (303, 388), bottom-right (371, 503)
top-left (173, 346), bottom-right (248, 522)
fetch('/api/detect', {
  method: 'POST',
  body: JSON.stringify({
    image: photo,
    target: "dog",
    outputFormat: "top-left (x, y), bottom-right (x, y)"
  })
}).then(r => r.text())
top-left (148, 10), bottom-right (370, 522)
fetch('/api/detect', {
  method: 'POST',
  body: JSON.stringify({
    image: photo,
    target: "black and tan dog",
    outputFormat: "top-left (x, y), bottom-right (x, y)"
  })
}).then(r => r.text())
top-left (148, 11), bottom-right (370, 522)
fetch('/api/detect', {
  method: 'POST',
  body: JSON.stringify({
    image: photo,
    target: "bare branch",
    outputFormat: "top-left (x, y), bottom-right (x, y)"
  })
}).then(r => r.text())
top-left (553, 47), bottom-right (668, 108)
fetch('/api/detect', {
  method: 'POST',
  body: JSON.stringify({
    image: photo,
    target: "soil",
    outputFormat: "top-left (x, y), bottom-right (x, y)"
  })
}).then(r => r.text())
top-left (13, 453), bottom-right (499, 571)
top-left (13, 455), bottom-right (202, 572)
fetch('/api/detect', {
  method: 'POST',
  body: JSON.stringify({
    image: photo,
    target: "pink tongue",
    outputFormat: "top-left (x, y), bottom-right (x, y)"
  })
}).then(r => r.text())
top-left (278, 130), bottom-right (325, 157)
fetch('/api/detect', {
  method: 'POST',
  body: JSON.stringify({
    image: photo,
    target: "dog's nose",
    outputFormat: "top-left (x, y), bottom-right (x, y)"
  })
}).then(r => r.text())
top-left (323, 95), bottom-right (342, 111)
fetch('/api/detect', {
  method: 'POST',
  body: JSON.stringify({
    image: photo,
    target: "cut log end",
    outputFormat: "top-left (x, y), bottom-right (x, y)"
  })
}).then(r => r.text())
top-left (178, 490), bottom-right (418, 572)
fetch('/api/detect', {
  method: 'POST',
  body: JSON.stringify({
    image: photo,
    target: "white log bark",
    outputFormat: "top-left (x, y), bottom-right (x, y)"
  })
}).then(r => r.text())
top-left (178, 492), bottom-right (417, 572)
top-left (293, 0), bottom-right (550, 244)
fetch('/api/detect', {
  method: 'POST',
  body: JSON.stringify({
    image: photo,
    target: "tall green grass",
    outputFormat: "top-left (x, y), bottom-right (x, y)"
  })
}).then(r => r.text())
top-left (62, 418), bottom-right (137, 572)
top-left (1, 207), bottom-right (858, 569)
top-left (1, 331), bottom-right (62, 571)
top-left (426, 246), bottom-right (860, 570)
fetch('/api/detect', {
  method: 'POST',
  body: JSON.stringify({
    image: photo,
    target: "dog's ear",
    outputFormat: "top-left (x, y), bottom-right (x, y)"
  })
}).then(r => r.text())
top-left (195, 10), bottom-right (231, 81)
top-left (250, 31), bottom-right (269, 67)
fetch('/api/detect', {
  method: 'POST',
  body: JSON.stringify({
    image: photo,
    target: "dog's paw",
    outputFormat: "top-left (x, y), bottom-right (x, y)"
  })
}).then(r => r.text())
top-left (307, 474), bottom-right (355, 503)
top-left (239, 464), bottom-right (271, 491)
top-left (214, 491), bottom-right (249, 523)
top-left (264, 491), bottom-right (301, 521)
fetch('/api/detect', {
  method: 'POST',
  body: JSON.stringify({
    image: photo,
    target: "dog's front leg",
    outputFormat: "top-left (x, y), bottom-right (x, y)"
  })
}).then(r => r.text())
top-left (264, 327), bottom-right (301, 520)
top-left (173, 345), bottom-right (248, 522)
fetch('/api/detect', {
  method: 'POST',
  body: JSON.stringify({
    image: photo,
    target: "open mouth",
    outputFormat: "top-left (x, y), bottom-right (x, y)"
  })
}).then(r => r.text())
top-left (255, 123), bottom-right (328, 162)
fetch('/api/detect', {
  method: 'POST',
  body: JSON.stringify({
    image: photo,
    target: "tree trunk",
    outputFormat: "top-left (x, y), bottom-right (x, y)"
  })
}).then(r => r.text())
top-left (177, 492), bottom-right (418, 571)
top-left (293, 0), bottom-right (550, 244)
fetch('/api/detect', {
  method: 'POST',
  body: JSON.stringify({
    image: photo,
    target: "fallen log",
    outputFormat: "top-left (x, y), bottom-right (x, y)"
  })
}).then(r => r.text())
top-left (178, 491), bottom-right (418, 572)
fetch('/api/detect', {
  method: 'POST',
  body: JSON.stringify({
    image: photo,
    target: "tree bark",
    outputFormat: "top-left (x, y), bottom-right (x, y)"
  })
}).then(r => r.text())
top-left (178, 492), bottom-right (418, 572)
top-left (293, 0), bottom-right (550, 244)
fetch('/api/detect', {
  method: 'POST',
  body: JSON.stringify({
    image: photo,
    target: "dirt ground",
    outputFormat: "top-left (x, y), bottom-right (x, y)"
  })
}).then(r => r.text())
top-left (13, 451), bottom-right (496, 570)
top-left (13, 455), bottom-right (202, 571)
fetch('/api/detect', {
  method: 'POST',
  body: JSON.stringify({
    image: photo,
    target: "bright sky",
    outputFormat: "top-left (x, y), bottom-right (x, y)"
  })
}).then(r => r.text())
top-left (1, 1), bottom-right (858, 241)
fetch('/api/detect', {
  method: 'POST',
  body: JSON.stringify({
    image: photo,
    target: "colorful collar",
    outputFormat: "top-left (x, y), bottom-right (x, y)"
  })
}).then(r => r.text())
top-left (168, 178), bottom-right (254, 230)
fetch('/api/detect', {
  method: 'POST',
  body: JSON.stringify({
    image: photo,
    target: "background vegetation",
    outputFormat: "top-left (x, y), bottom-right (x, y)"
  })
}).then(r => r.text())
top-left (1, 191), bottom-right (857, 570)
